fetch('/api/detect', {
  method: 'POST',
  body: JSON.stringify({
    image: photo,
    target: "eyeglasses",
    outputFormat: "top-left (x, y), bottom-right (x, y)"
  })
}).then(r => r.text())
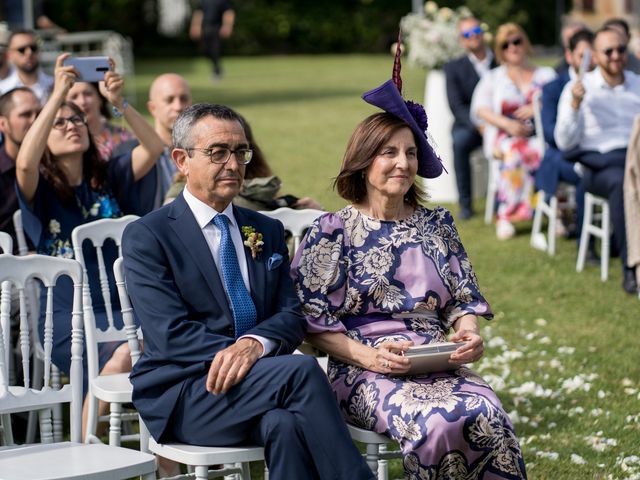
top-left (602, 45), bottom-right (627, 57)
top-left (186, 146), bottom-right (253, 164)
top-left (461, 26), bottom-right (483, 39)
top-left (52, 115), bottom-right (86, 130)
top-left (501, 37), bottom-right (523, 50)
top-left (12, 43), bottom-right (38, 55)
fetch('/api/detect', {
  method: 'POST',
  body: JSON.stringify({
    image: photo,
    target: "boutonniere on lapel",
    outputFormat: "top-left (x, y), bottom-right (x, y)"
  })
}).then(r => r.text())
top-left (241, 226), bottom-right (264, 259)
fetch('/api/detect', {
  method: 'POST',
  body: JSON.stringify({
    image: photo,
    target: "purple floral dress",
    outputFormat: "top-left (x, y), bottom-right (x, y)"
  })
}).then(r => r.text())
top-left (291, 205), bottom-right (526, 479)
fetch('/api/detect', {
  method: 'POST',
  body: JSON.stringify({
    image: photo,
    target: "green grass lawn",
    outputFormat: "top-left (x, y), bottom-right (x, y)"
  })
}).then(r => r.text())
top-left (133, 55), bottom-right (640, 479)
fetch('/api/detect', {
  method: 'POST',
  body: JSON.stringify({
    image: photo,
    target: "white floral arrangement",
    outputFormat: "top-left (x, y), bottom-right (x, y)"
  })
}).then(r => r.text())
top-left (400, 1), bottom-right (473, 70)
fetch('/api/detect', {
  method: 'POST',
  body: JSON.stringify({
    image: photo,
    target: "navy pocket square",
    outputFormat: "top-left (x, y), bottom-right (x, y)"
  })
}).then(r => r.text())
top-left (267, 253), bottom-right (284, 271)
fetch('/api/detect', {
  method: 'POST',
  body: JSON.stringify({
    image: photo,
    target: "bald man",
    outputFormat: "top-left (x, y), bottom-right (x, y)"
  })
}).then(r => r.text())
top-left (146, 73), bottom-right (193, 208)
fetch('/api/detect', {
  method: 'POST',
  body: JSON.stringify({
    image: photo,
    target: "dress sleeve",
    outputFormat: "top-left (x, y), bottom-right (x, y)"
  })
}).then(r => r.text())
top-left (15, 177), bottom-right (48, 250)
top-left (437, 208), bottom-right (493, 327)
top-left (290, 212), bottom-right (349, 334)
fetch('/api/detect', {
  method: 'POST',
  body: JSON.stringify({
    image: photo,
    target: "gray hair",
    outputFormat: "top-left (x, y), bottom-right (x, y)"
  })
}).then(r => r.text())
top-left (171, 103), bottom-right (244, 149)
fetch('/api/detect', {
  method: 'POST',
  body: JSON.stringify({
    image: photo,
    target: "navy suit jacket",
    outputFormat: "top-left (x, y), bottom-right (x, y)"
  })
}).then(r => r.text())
top-left (541, 68), bottom-right (570, 149)
top-left (121, 193), bottom-right (307, 441)
top-left (444, 54), bottom-right (497, 131)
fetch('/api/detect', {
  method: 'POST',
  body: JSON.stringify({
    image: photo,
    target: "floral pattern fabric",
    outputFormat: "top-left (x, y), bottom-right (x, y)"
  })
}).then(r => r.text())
top-left (291, 205), bottom-right (526, 479)
top-left (94, 121), bottom-right (134, 161)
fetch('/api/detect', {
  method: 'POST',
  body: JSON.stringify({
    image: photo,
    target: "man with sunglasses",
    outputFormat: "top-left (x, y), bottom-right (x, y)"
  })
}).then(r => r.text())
top-left (444, 17), bottom-right (496, 219)
top-left (555, 27), bottom-right (640, 294)
top-left (121, 103), bottom-right (374, 479)
top-left (0, 29), bottom-right (53, 103)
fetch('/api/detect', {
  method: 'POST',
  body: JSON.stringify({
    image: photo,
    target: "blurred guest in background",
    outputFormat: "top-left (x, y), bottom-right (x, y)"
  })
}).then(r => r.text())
top-left (444, 16), bottom-right (496, 219)
top-left (471, 23), bottom-right (555, 240)
top-left (190, 0), bottom-right (235, 81)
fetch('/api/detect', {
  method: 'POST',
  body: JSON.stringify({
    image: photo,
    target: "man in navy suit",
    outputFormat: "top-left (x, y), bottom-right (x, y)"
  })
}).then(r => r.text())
top-left (444, 16), bottom-right (496, 219)
top-left (122, 103), bottom-right (373, 479)
top-left (538, 29), bottom-right (594, 249)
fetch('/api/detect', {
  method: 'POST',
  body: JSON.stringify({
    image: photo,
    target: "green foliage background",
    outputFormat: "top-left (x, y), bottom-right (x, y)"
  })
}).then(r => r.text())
top-left (39, 0), bottom-right (570, 56)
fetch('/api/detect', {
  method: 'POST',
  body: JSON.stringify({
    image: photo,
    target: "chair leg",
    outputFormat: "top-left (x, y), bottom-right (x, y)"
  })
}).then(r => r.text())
top-left (240, 462), bottom-right (252, 480)
top-left (51, 365), bottom-right (63, 442)
top-left (85, 390), bottom-right (99, 443)
top-left (576, 195), bottom-right (594, 273)
top-left (601, 202), bottom-right (610, 282)
top-left (548, 196), bottom-right (558, 256)
top-left (108, 401), bottom-right (122, 446)
top-left (0, 414), bottom-right (14, 445)
top-left (26, 356), bottom-right (44, 443)
top-left (365, 443), bottom-right (380, 477)
top-left (38, 407), bottom-right (53, 444)
top-left (377, 444), bottom-right (389, 480)
top-left (195, 465), bottom-right (209, 480)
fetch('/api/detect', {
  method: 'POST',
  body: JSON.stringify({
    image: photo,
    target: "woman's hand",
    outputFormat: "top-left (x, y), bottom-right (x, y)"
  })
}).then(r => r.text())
top-left (448, 329), bottom-right (484, 365)
top-left (52, 53), bottom-right (78, 98)
top-left (99, 61), bottom-right (125, 110)
top-left (503, 118), bottom-right (532, 138)
top-left (513, 104), bottom-right (534, 121)
top-left (367, 340), bottom-right (412, 374)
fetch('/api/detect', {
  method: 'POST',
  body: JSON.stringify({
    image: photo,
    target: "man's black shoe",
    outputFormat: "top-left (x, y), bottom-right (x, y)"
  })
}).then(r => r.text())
top-left (459, 207), bottom-right (473, 220)
top-left (622, 268), bottom-right (638, 294)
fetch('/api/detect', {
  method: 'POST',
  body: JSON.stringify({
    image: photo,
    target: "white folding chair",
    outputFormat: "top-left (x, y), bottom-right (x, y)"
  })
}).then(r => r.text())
top-left (314, 357), bottom-right (401, 480)
top-left (0, 233), bottom-right (13, 445)
top-left (0, 254), bottom-right (157, 480)
top-left (71, 215), bottom-right (139, 445)
top-left (483, 157), bottom-right (501, 225)
top-left (258, 207), bottom-right (324, 254)
top-left (0, 232), bottom-right (11, 254)
top-left (12, 210), bottom-right (28, 256)
top-left (576, 192), bottom-right (611, 281)
top-left (114, 257), bottom-right (265, 479)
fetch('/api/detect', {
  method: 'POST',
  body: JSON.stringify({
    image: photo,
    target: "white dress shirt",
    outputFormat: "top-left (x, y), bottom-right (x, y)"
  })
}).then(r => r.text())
top-left (0, 68), bottom-right (54, 104)
top-left (183, 186), bottom-right (275, 355)
top-left (555, 68), bottom-right (640, 152)
top-left (467, 49), bottom-right (494, 78)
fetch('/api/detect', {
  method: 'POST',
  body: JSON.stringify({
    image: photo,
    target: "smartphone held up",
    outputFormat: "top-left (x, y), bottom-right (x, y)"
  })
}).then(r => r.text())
top-left (62, 56), bottom-right (111, 82)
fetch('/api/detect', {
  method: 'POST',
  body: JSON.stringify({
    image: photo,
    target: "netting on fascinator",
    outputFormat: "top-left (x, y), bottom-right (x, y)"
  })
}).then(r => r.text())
top-left (361, 31), bottom-right (444, 179)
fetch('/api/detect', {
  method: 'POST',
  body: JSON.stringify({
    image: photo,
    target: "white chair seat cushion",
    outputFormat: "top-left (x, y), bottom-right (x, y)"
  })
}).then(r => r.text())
top-left (91, 372), bottom-right (132, 402)
top-left (0, 441), bottom-right (156, 480)
top-left (149, 436), bottom-right (264, 465)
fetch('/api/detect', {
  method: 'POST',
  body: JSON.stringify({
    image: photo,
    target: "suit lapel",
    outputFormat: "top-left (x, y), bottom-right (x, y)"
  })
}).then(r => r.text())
top-left (233, 206), bottom-right (266, 321)
top-left (168, 194), bottom-right (233, 320)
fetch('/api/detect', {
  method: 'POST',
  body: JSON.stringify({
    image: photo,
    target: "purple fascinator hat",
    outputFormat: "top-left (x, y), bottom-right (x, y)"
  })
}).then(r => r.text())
top-left (362, 33), bottom-right (445, 179)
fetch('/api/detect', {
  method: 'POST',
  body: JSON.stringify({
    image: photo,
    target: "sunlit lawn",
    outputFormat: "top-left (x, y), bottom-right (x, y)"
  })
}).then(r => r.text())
top-left (132, 55), bottom-right (640, 479)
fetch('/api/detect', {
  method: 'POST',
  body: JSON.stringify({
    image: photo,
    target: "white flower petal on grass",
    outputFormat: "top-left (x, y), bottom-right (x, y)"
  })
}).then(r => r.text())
top-left (598, 390), bottom-right (607, 399)
top-left (487, 336), bottom-right (507, 349)
top-left (539, 336), bottom-right (551, 345)
top-left (509, 381), bottom-right (553, 398)
top-left (534, 318), bottom-right (547, 327)
top-left (584, 434), bottom-right (618, 452)
top-left (549, 358), bottom-right (562, 369)
top-left (561, 375), bottom-right (592, 393)
top-left (557, 346), bottom-right (576, 355)
top-left (568, 406), bottom-right (585, 417)
top-left (622, 378), bottom-right (634, 387)
top-left (548, 421), bottom-right (557, 429)
top-left (571, 454), bottom-right (587, 465)
top-left (536, 451), bottom-right (559, 460)
top-left (624, 387), bottom-right (638, 395)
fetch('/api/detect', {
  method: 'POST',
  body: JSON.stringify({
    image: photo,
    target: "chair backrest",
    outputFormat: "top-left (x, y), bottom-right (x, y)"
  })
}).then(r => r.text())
top-left (12, 210), bottom-right (28, 256)
top-left (71, 215), bottom-right (139, 380)
top-left (532, 90), bottom-right (545, 156)
top-left (0, 232), bottom-right (12, 254)
top-left (258, 207), bottom-right (324, 253)
top-left (0, 254), bottom-right (84, 443)
top-left (112, 257), bottom-right (142, 366)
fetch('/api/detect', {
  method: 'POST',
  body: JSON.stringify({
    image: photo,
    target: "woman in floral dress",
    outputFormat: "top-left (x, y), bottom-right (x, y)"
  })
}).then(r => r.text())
top-left (471, 23), bottom-right (555, 240)
top-left (15, 54), bottom-right (163, 410)
top-left (291, 79), bottom-right (526, 478)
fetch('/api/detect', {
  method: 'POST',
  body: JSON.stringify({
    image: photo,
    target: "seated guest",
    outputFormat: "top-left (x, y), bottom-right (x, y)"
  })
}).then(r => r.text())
top-left (291, 66), bottom-right (526, 478)
top-left (554, 20), bottom-right (588, 74)
top-left (121, 103), bottom-right (373, 479)
top-left (555, 27), bottom-right (640, 294)
top-left (164, 114), bottom-right (322, 211)
top-left (66, 81), bottom-right (134, 160)
top-left (14, 53), bottom-right (164, 437)
top-left (0, 29), bottom-right (53, 103)
top-left (471, 22), bottom-right (555, 239)
top-left (0, 87), bottom-right (39, 252)
top-left (444, 16), bottom-right (496, 219)
top-left (147, 73), bottom-right (193, 207)
top-left (602, 18), bottom-right (640, 74)
top-left (537, 29), bottom-right (594, 249)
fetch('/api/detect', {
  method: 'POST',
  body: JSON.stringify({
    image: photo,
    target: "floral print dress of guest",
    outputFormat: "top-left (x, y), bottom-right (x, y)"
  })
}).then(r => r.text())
top-left (94, 121), bottom-right (134, 161)
top-left (291, 205), bottom-right (526, 479)
top-left (494, 79), bottom-right (546, 224)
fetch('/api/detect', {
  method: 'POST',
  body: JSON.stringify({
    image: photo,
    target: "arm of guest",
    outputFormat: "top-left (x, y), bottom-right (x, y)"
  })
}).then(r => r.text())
top-left (15, 54), bottom-right (75, 204)
top-left (100, 70), bottom-right (165, 181)
top-left (541, 81), bottom-right (561, 148)
top-left (444, 61), bottom-right (476, 131)
top-left (554, 80), bottom-right (583, 151)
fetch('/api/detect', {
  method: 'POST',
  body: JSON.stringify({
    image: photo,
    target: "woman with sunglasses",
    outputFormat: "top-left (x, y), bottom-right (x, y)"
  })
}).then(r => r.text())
top-left (471, 23), bottom-right (556, 239)
top-left (15, 53), bottom-right (164, 438)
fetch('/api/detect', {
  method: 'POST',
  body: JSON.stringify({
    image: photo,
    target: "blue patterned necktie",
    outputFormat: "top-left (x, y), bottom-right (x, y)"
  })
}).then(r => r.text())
top-left (212, 214), bottom-right (257, 337)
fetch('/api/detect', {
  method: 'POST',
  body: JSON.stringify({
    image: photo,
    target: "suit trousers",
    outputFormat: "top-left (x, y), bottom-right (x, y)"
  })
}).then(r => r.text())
top-left (168, 354), bottom-right (374, 480)
top-left (452, 126), bottom-right (483, 211)
top-left (581, 149), bottom-right (627, 267)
